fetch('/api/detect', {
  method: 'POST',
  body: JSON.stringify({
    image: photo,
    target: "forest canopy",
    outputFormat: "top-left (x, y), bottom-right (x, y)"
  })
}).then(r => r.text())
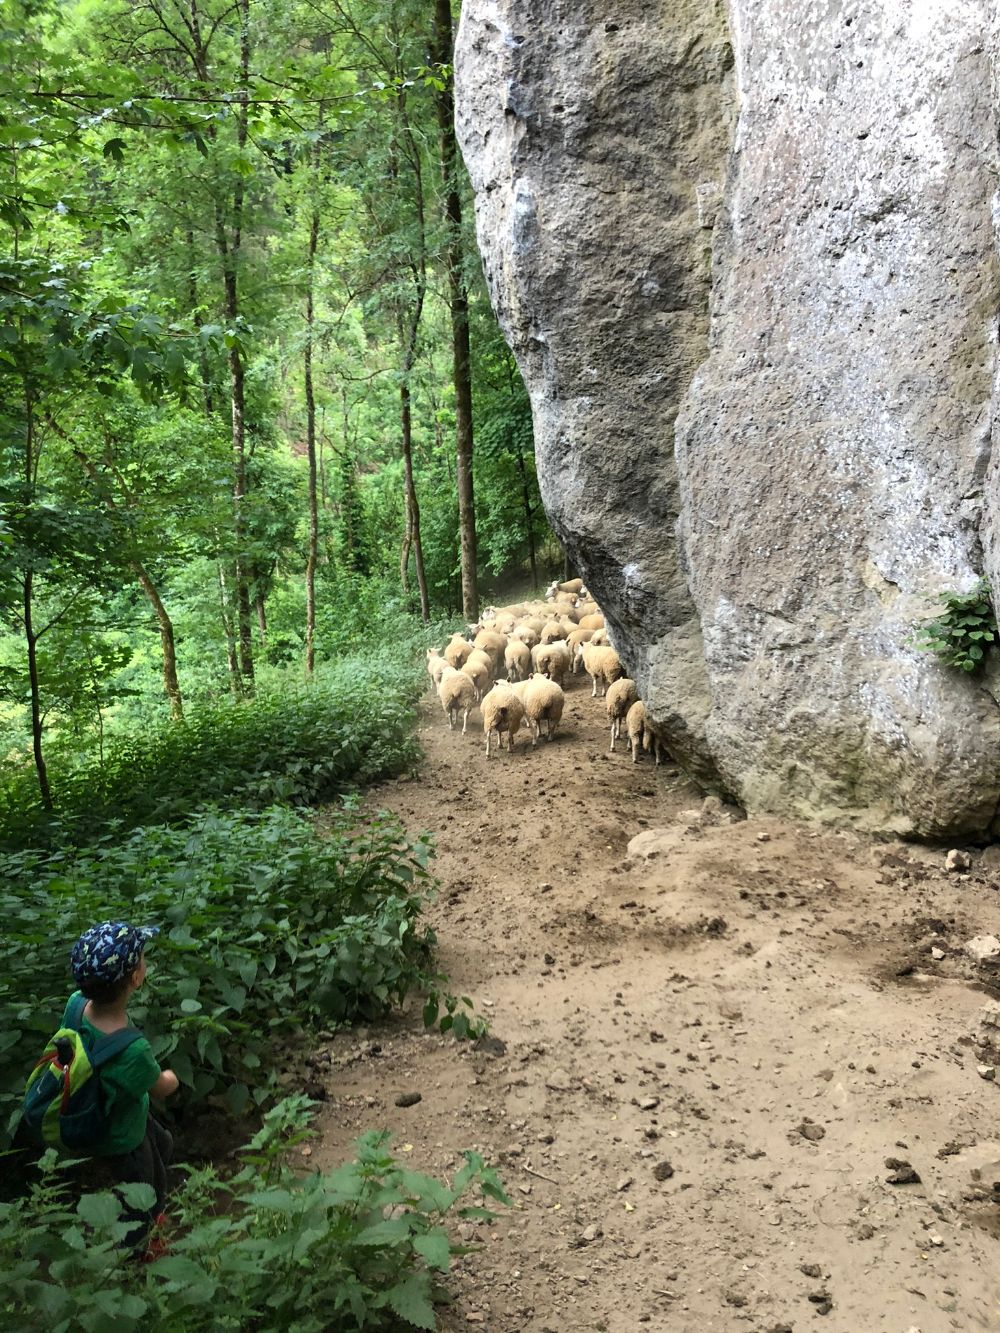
top-left (0, 0), bottom-right (557, 816)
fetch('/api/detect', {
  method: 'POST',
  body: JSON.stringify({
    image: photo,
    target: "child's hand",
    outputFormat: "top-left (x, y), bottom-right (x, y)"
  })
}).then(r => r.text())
top-left (152, 1069), bottom-right (180, 1099)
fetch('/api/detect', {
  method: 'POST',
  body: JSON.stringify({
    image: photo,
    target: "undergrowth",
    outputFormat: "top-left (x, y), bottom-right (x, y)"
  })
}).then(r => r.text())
top-left (1, 1097), bottom-right (510, 1332)
top-left (0, 801), bottom-right (481, 1152)
top-left (0, 654), bottom-right (425, 849)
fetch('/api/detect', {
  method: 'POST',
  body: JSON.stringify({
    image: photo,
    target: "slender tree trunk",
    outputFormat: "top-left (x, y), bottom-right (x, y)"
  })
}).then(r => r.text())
top-left (304, 210), bottom-right (320, 676)
top-left (400, 493), bottom-right (412, 594)
top-left (135, 564), bottom-right (184, 720)
top-left (254, 589), bottom-right (267, 646)
top-left (23, 572), bottom-right (51, 811)
top-left (400, 376), bottom-right (430, 621)
top-left (187, 227), bottom-right (214, 417)
top-left (431, 0), bottom-right (477, 620)
top-left (217, 563), bottom-right (242, 699)
top-left (514, 442), bottom-right (538, 591)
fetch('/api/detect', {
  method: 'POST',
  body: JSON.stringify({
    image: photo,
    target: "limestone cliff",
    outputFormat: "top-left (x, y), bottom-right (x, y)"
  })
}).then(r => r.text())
top-left (456, 0), bottom-right (1000, 837)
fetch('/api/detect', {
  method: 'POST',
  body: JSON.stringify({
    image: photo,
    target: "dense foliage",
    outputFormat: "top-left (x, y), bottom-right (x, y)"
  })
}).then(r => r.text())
top-left (913, 580), bottom-right (999, 673)
top-left (1, 1099), bottom-right (510, 1332)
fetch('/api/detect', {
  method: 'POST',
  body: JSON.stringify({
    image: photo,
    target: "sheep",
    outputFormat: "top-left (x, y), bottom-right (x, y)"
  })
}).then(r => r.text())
top-left (606, 677), bottom-right (639, 750)
top-left (590, 627), bottom-right (609, 646)
top-left (539, 620), bottom-right (569, 645)
top-left (444, 634), bottom-right (474, 669)
top-left (546, 577), bottom-right (584, 599)
top-left (582, 642), bottom-right (623, 697)
top-left (504, 637), bottom-right (532, 682)
top-left (511, 623), bottom-right (539, 651)
top-left (426, 647), bottom-right (448, 688)
top-left (518, 673), bottom-right (565, 746)
top-left (461, 651), bottom-right (492, 702)
top-left (481, 683), bottom-right (525, 758)
top-left (576, 600), bottom-right (600, 619)
top-left (521, 617), bottom-right (545, 637)
top-left (577, 613), bottom-right (604, 633)
top-left (473, 628), bottom-right (507, 674)
top-left (625, 700), bottom-right (665, 765)
top-left (566, 627), bottom-right (594, 672)
top-left (438, 667), bottom-right (476, 732)
top-left (532, 639), bottom-right (570, 686)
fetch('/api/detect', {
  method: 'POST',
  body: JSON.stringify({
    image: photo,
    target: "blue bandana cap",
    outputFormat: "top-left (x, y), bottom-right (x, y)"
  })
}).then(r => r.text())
top-left (70, 921), bottom-right (160, 986)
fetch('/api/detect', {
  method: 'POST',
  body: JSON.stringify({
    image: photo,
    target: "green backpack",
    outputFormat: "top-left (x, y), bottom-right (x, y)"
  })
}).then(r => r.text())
top-left (22, 994), bottom-right (142, 1151)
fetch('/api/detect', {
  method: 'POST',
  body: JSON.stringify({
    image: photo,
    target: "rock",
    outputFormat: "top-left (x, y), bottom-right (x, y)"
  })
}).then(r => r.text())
top-left (981, 1001), bottom-right (1000, 1031)
top-left (800, 1263), bottom-right (822, 1279)
top-left (394, 1091), bottom-right (422, 1108)
top-left (580, 1224), bottom-right (602, 1244)
top-left (928, 1233), bottom-right (944, 1247)
top-left (455, 0), bottom-right (1000, 837)
top-left (965, 935), bottom-right (1000, 963)
top-left (756, 832), bottom-right (771, 843)
top-left (946, 849), bottom-right (972, 872)
top-left (653, 1160), bottom-right (674, 1181)
top-left (931, 947), bottom-right (945, 961)
top-left (538, 882), bottom-right (553, 894)
top-left (799, 1122), bottom-right (826, 1142)
top-left (616, 1174), bottom-right (634, 1192)
top-left (624, 828), bottom-right (684, 861)
top-left (885, 1157), bottom-right (921, 1185)
top-left (977, 1064), bottom-right (996, 1081)
top-left (474, 1034), bottom-right (507, 1057)
top-left (637, 1096), bottom-right (661, 1111)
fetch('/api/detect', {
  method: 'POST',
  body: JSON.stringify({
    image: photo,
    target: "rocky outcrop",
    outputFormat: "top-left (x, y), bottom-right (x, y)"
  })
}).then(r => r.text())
top-left (456, 1), bottom-right (1000, 837)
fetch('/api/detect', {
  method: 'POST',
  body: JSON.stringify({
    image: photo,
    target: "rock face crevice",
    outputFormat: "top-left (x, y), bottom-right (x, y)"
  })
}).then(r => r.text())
top-left (457, 0), bottom-right (1000, 836)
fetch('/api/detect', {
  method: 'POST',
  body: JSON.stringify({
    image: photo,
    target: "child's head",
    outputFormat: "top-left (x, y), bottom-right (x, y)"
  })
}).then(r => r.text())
top-left (70, 921), bottom-right (160, 1005)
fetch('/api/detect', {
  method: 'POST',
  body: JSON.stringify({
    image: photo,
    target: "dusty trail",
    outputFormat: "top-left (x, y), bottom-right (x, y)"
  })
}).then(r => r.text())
top-left (313, 668), bottom-right (1000, 1332)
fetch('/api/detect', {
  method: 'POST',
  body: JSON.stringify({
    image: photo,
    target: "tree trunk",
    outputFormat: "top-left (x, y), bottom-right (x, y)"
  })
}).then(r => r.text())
top-left (514, 441), bottom-right (538, 591)
top-left (431, 0), bottom-right (477, 621)
top-left (23, 572), bottom-right (52, 811)
top-left (305, 210), bottom-right (320, 676)
top-left (254, 589), bottom-right (267, 647)
top-left (401, 376), bottom-right (430, 621)
top-left (217, 562), bottom-right (242, 699)
top-left (135, 564), bottom-right (184, 720)
top-left (400, 490), bottom-right (412, 595)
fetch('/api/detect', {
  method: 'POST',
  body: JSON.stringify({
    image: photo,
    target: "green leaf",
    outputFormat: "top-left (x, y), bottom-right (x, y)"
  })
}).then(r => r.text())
top-left (77, 1192), bottom-right (121, 1228)
top-left (117, 1182), bottom-right (157, 1211)
top-left (385, 1273), bottom-right (436, 1331)
top-left (413, 1227), bottom-right (451, 1271)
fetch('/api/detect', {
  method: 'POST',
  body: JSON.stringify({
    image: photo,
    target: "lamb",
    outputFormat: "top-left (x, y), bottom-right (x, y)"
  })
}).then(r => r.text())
top-left (546, 577), bottom-right (584, 599)
top-left (444, 634), bottom-right (474, 669)
top-left (426, 647), bottom-right (448, 688)
top-left (517, 673), bottom-right (565, 746)
top-left (577, 613), bottom-right (604, 633)
top-left (576, 600), bottom-right (600, 619)
top-left (625, 700), bottom-right (666, 765)
top-left (582, 642), bottom-right (623, 697)
top-left (606, 677), bottom-right (639, 750)
top-left (438, 666), bottom-right (476, 732)
top-left (504, 637), bottom-right (532, 682)
top-left (461, 650), bottom-right (492, 701)
top-left (473, 628), bottom-right (507, 674)
top-left (566, 627), bottom-right (594, 672)
top-left (589, 627), bottom-right (609, 646)
top-left (539, 620), bottom-right (569, 645)
top-left (532, 639), bottom-right (570, 686)
top-left (481, 683), bottom-right (525, 758)
top-left (511, 623), bottom-right (540, 651)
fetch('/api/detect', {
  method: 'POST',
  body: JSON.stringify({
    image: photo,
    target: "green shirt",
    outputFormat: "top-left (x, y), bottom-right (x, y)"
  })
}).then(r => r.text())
top-left (60, 991), bottom-right (162, 1156)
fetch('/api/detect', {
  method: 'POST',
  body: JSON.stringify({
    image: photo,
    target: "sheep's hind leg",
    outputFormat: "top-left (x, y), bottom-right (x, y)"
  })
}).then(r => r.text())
top-left (462, 708), bottom-right (469, 734)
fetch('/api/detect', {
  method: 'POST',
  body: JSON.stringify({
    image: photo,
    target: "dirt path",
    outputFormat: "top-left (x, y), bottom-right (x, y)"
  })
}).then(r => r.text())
top-left (314, 668), bottom-right (1000, 1332)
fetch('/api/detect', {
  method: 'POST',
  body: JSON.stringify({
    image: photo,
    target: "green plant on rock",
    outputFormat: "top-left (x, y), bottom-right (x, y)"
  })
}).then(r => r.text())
top-left (913, 579), bottom-right (998, 672)
top-left (0, 1097), bottom-right (511, 1332)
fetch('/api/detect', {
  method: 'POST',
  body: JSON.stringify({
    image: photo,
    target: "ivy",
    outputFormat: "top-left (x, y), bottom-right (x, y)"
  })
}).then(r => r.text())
top-left (912, 579), bottom-right (999, 673)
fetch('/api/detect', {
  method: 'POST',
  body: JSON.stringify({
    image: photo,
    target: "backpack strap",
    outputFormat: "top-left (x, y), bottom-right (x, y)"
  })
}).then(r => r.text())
top-left (89, 1028), bottom-right (144, 1068)
top-left (64, 993), bottom-right (89, 1030)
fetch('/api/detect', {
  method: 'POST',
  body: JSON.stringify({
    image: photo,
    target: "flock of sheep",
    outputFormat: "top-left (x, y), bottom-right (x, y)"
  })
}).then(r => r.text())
top-left (426, 578), bottom-right (667, 763)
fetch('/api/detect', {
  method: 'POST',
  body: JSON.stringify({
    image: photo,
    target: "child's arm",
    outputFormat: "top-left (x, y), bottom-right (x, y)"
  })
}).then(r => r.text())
top-left (150, 1068), bottom-right (180, 1099)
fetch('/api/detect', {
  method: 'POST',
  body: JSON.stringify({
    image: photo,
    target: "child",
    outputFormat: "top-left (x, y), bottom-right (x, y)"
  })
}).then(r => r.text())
top-left (65, 920), bottom-right (179, 1248)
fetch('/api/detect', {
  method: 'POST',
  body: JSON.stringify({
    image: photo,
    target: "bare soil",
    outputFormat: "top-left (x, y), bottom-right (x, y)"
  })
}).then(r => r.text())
top-left (313, 668), bottom-right (1000, 1332)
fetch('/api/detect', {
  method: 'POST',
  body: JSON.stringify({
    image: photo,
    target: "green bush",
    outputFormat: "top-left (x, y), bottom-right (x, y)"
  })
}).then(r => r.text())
top-left (0, 1097), bottom-right (510, 1332)
top-left (0, 653), bottom-right (425, 848)
top-left (0, 802), bottom-right (484, 1150)
top-left (913, 579), bottom-right (999, 672)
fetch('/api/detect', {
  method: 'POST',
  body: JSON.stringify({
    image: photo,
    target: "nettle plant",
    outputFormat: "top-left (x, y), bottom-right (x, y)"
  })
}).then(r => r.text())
top-left (913, 580), bottom-right (999, 672)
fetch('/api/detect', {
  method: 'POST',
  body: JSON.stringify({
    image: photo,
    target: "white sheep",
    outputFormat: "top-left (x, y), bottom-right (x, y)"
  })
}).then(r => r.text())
top-left (625, 700), bottom-right (664, 765)
top-left (481, 683), bottom-right (525, 758)
top-left (473, 628), bottom-right (507, 674)
top-left (516, 673), bottom-right (565, 746)
top-left (606, 677), bottom-right (638, 751)
top-left (566, 627), bottom-right (594, 672)
top-left (504, 638), bottom-right (532, 682)
top-left (438, 666), bottom-right (476, 732)
top-left (546, 577), bottom-right (584, 600)
top-left (512, 623), bottom-right (540, 651)
top-left (577, 613), bottom-right (604, 634)
top-left (444, 634), bottom-right (474, 670)
top-left (532, 639), bottom-right (570, 686)
top-left (582, 642), bottom-right (623, 697)
top-left (461, 649), bottom-right (492, 702)
top-left (426, 647), bottom-right (448, 688)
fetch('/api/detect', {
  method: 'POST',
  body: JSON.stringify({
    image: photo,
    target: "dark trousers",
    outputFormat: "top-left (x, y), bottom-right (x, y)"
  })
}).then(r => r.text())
top-left (109, 1116), bottom-right (173, 1249)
